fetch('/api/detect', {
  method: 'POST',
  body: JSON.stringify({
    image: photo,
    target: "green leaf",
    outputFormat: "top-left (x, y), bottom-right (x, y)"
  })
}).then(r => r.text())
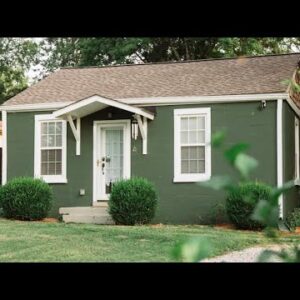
top-left (252, 199), bottom-right (278, 227)
top-left (224, 143), bottom-right (249, 164)
top-left (270, 180), bottom-right (294, 203)
top-left (281, 79), bottom-right (291, 87)
top-left (211, 130), bottom-right (227, 148)
top-left (172, 237), bottom-right (213, 262)
top-left (252, 199), bottom-right (271, 223)
top-left (199, 175), bottom-right (233, 191)
top-left (258, 249), bottom-right (281, 262)
top-left (234, 153), bottom-right (258, 178)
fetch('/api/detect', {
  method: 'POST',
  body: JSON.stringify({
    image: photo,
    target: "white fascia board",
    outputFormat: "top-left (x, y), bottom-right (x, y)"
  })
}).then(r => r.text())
top-left (0, 102), bottom-right (73, 112)
top-left (118, 93), bottom-right (289, 106)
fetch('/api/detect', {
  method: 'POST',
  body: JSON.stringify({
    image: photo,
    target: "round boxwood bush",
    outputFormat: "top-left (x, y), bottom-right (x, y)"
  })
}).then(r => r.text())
top-left (108, 177), bottom-right (158, 225)
top-left (226, 182), bottom-right (272, 230)
top-left (0, 177), bottom-right (53, 221)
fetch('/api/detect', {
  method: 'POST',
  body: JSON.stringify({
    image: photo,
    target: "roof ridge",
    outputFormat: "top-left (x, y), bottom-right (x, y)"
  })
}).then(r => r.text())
top-left (61, 52), bottom-right (300, 70)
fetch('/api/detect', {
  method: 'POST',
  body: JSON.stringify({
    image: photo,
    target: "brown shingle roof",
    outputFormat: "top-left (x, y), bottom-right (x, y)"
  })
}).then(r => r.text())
top-left (3, 53), bottom-right (300, 106)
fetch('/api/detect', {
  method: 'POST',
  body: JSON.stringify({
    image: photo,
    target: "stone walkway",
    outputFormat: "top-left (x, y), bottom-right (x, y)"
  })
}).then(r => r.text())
top-left (201, 245), bottom-right (288, 262)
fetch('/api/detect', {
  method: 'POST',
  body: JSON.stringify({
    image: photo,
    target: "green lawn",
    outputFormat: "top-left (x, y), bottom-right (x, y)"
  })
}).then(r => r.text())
top-left (0, 218), bottom-right (298, 262)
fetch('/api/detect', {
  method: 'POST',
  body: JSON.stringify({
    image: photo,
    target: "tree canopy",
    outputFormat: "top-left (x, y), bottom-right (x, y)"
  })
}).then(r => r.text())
top-left (0, 38), bottom-right (39, 104)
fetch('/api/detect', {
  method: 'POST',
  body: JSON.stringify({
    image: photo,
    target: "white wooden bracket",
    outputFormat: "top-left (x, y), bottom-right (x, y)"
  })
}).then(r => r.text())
top-left (67, 114), bottom-right (81, 155)
top-left (135, 114), bottom-right (148, 155)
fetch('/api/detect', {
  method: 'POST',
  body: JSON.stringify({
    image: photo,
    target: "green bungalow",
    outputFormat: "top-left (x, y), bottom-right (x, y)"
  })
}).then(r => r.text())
top-left (1, 53), bottom-right (300, 224)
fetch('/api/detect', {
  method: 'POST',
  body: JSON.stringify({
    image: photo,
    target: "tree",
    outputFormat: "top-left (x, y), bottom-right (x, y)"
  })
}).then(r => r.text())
top-left (0, 38), bottom-right (39, 104)
top-left (38, 37), bottom-right (300, 77)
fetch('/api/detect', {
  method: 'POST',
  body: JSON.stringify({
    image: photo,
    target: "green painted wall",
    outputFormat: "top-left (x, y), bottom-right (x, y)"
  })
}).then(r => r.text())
top-left (282, 102), bottom-right (300, 218)
top-left (7, 107), bottom-right (131, 216)
top-left (6, 101), bottom-right (284, 223)
top-left (132, 102), bottom-right (277, 224)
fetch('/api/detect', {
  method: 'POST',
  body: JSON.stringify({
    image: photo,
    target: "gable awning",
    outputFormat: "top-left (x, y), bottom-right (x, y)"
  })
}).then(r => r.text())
top-left (52, 94), bottom-right (155, 120)
top-left (52, 94), bottom-right (154, 156)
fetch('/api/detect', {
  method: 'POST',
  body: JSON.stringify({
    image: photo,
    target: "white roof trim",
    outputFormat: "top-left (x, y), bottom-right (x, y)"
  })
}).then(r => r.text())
top-left (0, 102), bottom-right (73, 112)
top-left (52, 95), bottom-right (155, 120)
top-left (0, 93), bottom-right (290, 112)
top-left (118, 93), bottom-right (289, 105)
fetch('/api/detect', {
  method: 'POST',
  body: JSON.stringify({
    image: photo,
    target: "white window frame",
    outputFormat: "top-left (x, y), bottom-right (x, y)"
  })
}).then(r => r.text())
top-left (174, 107), bottom-right (211, 182)
top-left (34, 114), bottom-right (67, 183)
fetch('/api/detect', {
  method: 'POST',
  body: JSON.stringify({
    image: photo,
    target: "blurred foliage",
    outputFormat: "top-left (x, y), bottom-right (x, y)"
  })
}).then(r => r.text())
top-left (172, 131), bottom-right (300, 262)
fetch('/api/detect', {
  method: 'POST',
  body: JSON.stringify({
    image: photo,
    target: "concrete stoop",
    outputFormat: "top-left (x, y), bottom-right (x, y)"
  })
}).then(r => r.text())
top-left (59, 206), bottom-right (115, 225)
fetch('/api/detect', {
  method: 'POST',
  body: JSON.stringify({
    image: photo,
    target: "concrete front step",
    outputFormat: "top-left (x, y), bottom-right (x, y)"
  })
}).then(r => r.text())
top-left (59, 206), bottom-right (114, 225)
top-left (62, 214), bottom-right (115, 225)
top-left (59, 206), bottom-right (108, 215)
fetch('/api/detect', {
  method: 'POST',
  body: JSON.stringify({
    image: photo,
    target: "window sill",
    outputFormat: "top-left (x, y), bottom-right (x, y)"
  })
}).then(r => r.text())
top-left (35, 175), bottom-right (68, 184)
top-left (173, 175), bottom-right (211, 183)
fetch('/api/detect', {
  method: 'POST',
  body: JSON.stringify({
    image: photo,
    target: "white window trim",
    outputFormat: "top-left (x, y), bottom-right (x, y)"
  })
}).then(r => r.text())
top-left (34, 114), bottom-right (67, 183)
top-left (174, 107), bottom-right (211, 182)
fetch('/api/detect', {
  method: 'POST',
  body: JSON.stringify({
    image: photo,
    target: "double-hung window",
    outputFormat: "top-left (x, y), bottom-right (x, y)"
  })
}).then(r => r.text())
top-left (35, 114), bottom-right (67, 183)
top-left (174, 108), bottom-right (211, 182)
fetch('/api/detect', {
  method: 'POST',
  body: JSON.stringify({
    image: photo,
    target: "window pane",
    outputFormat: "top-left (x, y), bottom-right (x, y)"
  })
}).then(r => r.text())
top-left (198, 146), bottom-right (205, 160)
top-left (41, 150), bottom-right (48, 161)
top-left (56, 163), bottom-right (62, 174)
top-left (189, 131), bottom-right (197, 143)
top-left (48, 122), bottom-right (55, 134)
top-left (48, 163), bottom-right (56, 175)
top-left (41, 123), bottom-right (48, 134)
top-left (190, 160), bottom-right (198, 173)
top-left (181, 160), bottom-right (189, 173)
top-left (180, 146), bottom-right (206, 174)
top-left (197, 116), bottom-right (205, 130)
top-left (41, 150), bottom-right (62, 175)
top-left (48, 135), bottom-right (55, 147)
top-left (198, 160), bottom-right (205, 173)
top-left (181, 131), bottom-right (188, 144)
top-left (181, 117), bottom-right (188, 130)
top-left (56, 135), bottom-right (62, 147)
top-left (189, 147), bottom-right (197, 159)
top-left (48, 150), bottom-right (55, 161)
top-left (55, 122), bottom-right (62, 134)
top-left (56, 149), bottom-right (62, 162)
top-left (41, 163), bottom-right (48, 175)
top-left (41, 135), bottom-right (48, 147)
top-left (189, 117), bottom-right (197, 130)
top-left (198, 131), bottom-right (205, 143)
top-left (181, 147), bottom-right (189, 159)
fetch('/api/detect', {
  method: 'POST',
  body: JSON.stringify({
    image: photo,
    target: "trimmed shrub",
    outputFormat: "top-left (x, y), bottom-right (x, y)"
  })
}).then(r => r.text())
top-left (286, 208), bottom-right (300, 231)
top-left (108, 177), bottom-right (158, 225)
top-left (0, 177), bottom-right (53, 220)
top-left (226, 182), bottom-right (272, 230)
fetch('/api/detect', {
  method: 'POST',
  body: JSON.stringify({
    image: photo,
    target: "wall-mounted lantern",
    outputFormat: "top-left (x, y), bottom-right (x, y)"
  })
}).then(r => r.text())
top-left (131, 118), bottom-right (138, 140)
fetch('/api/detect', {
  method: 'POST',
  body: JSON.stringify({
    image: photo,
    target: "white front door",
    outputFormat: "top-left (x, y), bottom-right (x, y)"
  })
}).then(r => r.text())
top-left (93, 120), bottom-right (131, 202)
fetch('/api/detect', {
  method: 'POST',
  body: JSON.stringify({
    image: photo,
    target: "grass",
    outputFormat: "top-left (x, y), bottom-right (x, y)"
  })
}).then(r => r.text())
top-left (0, 218), bottom-right (298, 262)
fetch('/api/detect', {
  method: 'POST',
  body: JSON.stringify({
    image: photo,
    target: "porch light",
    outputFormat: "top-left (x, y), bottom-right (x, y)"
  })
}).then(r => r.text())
top-left (131, 118), bottom-right (138, 140)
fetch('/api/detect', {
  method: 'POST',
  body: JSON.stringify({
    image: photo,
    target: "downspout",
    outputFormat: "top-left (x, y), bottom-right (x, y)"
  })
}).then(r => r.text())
top-left (1, 110), bottom-right (7, 185)
top-left (277, 99), bottom-right (283, 220)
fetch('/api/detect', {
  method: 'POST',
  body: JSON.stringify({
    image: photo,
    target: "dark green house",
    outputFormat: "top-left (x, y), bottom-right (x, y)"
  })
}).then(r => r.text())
top-left (1, 53), bottom-right (300, 224)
